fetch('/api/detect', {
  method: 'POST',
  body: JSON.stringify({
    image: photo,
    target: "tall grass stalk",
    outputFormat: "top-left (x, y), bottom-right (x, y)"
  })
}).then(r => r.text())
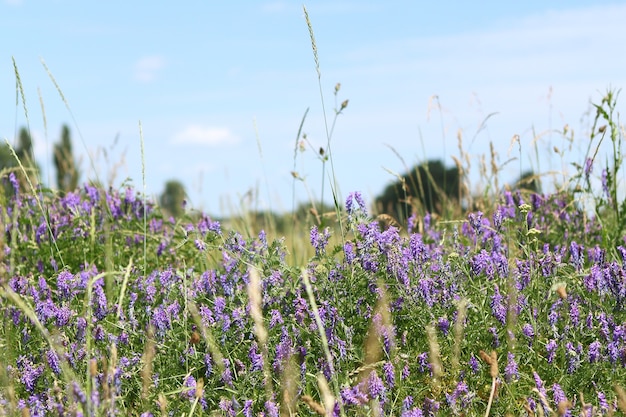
top-left (301, 269), bottom-right (345, 417)
top-left (303, 5), bottom-right (345, 236)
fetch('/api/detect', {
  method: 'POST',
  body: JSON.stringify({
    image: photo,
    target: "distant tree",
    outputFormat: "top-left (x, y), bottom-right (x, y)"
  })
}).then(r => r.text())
top-left (375, 159), bottom-right (461, 222)
top-left (0, 127), bottom-right (40, 194)
top-left (513, 170), bottom-right (541, 193)
top-left (160, 180), bottom-right (187, 218)
top-left (53, 124), bottom-right (80, 193)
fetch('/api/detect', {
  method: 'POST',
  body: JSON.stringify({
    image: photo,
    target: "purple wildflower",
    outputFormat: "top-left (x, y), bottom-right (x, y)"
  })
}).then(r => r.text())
top-left (504, 352), bottom-right (519, 382)
top-left (569, 241), bottom-right (584, 271)
top-left (243, 400), bottom-right (254, 417)
top-left (346, 191), bottom-right (367, 220)
top-left (552, 384), bottom-right (571, 416)
top-left (588, 341), bottom-right (602, 363)
top-left (46, 349), bottom-right (61, 375)
top-left (344, 241), bottom-right (356, 264)
top-left (265, 400), bottom-right (279, 417)
top-left (17, 356), bottom-right (43, 392)
top-left (219, 399), bottom-right (236, 417)
top-left (546, 339), bottom-right (558, 363)
top-left (8, 172), bottom-right (19, 196)
top-left (368, 371), bottom-right (386, 401)
top-left (249, 342), bottom-right (263, 372)
top-left (489, 327), bottom-right (500, 348)
top-left (522, 323), bottom-right (534, 343)
top-left (383, 361), bottom-right (395, 389)
top-left (310, 226), bottom-right (331, 256)
top-left (533, 372), bottom-right (549, 415)
top-left (490, 285), bottom-right (507, 325)
top-left (469, 355), bottom-right (480, 374)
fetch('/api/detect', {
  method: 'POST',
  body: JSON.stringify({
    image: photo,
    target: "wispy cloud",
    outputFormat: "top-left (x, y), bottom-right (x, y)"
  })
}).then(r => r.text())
top-left (4, 0), bottom-right (23, 6)
top-left (171, 125), bottom-right (239, 147)
top-left (133, 55), bottom-right (166, 83)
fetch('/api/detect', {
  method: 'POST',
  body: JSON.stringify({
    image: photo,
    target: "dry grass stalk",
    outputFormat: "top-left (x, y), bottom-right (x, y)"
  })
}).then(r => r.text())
top-left (451, 298), bottom-right (468, 377)
top-left (317, 373), bottom-right (335, 417)
top-left (557, 400), bottom-right (573, 416)
top-left (489, 142), bottom-right (499, 191)
top-left (301, 395), bottom-right (326, 416)
top-left (556, 285), bottom-right (567, 300)
top-left (247, 267), bottom-right (268, 345)
top-left (425, 325), bottom-right (443, 392)
top-left (616, 384), bottom-right (626, 412)
top-left (280, 353), bottom-right (298, 417)
top-left (360, 282), bottom-right (392, 384)
top-left (248, 267), bottom-right (275, 399)
top-left (158, 393), bottom-right (168, 417)
top-left (140, 325), bottom-right (156, 400)
top-left (479, 350), bottom-right (499, 417)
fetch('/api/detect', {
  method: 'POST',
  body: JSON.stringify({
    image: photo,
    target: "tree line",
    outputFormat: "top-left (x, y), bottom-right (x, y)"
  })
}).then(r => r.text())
top-left (0, 126), bottom-right (540, 228)
top-left (0, 125), bottom-right (185, 218)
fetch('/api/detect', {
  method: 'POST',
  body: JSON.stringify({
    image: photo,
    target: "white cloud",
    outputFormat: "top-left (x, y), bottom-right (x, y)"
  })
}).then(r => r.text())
top-left (133, 55), bottom-right (166, 83)
top-left (172, 125), bottom-right (239, 147)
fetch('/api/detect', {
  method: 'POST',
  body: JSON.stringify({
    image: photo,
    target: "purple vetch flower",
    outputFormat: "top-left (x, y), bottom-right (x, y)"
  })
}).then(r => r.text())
top-left (265, 400), bottom-right (279, 417)
top-left (546, 339), bottom-right (558, 364)
top-left (346, 191), bottom-right (367, 219)
top-left (45, 349), bottom-right (62, 375)
top-left (269, 309), bottom-right (284, 328)
top-left (522, 323), bottom-right (534, 344)
top-left (565, 342), bottom-right (582, 373)
top-left (469, 355), bottom-right (480, 374)
top-left (417, 352), bottom-right (430, 373)
top-left (383, 361), bottom-right (395, 389)
top-left (402, 396), bottom-right (414, 411)
top-left (249, 342), bottom-right (263, 372)
top-left (194, 239), bottom-right (206, 252)
top-left (489, 327), bottom-right (500, 348)
top-left (221, 359), bottom-right (233, 386)
top-left (368, 371), bottom-right (386, 402)
top-left (92, 282), bottom-right (108, 320)
top-left (310, 226), bottom-right (331, 256)
top-left (344, 241), bottom-right (356, 264)
top-left (181, 375), bottom-right (197, 400)
top-left (533, 372), bottom-right (550, 416)
top-left (597, 391), bottom-right (609, 412)
top-left (219, 398), bottom-right (236, 417)
top-left (341, 383), bottom-right (369, 406)
top-left (17, 356), bottom-right (44, 392)
top-left (243, 400), bottom-right (254, 417)
top-left (402, 408), bottom-right (424, 417)
top-left (422, 397), bottom-right (440, 416)
top-left (401, 364), bottom-right (410, 380)
top-left (504, 352), bottom-right (519, 382)
top-left (490, 285), bottom-right (507, 325)
top-left (548, 300), bottom-right (562, 327)
top-left (569, 241), bottom-right (584, 271)
top-left (8, 172), bottom-right (19, 197)
top-left (552, 383), bottom-right (571, 416)
top-left (437, 316), bottom-right (450, 336)
top-left (588, 341), bottom-right (602, 363)
top-left (468, 211), bottom-right (485, 234)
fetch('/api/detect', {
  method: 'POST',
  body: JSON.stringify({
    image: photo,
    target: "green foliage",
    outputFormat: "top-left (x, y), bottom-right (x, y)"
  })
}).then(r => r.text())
top-left (160, 179), bottom-right (187, 218)
top-left (53, 124), bottom-right (80, 193)
top-left (375, 159), bottom-right (462, 222)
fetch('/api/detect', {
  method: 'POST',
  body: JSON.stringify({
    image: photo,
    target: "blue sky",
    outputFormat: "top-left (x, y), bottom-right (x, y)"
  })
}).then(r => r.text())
top-left (2, 1), bottom-right (626, 216)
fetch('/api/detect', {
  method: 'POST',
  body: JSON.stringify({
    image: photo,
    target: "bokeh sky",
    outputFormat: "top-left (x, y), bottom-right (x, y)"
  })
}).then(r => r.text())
top-left (2, 1), bottom-right (626, 216)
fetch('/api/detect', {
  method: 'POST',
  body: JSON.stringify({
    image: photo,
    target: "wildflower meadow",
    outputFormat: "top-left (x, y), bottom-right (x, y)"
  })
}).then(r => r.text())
top-left (2, 8), bottom-right (626, 417)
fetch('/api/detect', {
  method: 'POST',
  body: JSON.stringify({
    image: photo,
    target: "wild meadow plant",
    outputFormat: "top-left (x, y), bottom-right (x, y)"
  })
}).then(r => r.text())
top-left (2, 7), bottom-right (626, 415)
top-left (1, 151), bottom-right (626, 416)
